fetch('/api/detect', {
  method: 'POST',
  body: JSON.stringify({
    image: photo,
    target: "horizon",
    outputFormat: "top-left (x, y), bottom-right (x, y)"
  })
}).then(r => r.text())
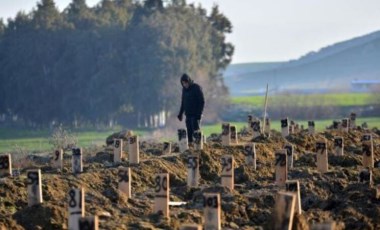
top-left (1, 0), bottom-right (380, 63)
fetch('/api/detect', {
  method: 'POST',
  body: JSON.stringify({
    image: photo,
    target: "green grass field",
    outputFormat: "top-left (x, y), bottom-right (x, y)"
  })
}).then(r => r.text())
top-left (231, 93), bottom-right (379, 107)
top-left (1, 117), bottom-right (379, 153)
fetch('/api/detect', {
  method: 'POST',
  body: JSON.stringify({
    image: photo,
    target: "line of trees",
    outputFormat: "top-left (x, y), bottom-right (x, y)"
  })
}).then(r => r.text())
top-left (0, 0), bottom-right (234, 128)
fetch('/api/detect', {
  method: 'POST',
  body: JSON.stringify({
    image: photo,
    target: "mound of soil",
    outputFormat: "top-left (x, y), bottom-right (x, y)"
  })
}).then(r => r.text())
top-left (0, 127), bottom-right (379, 229)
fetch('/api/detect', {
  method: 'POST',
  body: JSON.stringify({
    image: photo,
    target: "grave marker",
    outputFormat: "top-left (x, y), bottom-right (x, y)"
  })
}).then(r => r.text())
top-left (350, 112), bottom-right (356, 129)
top-left (154, 173), bottom-right (169, 218)
top-left (187, 155), bottom-right (200, 187)
top-left (72, 148), bottom-right (83, 174)
top-left (285, 180), bottom-right (302, 215)
top-left (332, 121), bottom-right (340, 130)
top-left (79, 216), bottom-right (99, 230)
top-left (193, 131), bottom-right (203, 150)
top-left (265, 117), bottom-right (271, 135)
top-left (26, 169), bottom-right (43, 206)
top-left (113, 139), bottom-right (123, 163)
top-left (341, 118), bottom-right (349, 132)
top-left (308, 121), bottom-right (315, 135)
top-left (362, 135), bottom-right (373, 168)
top-left (281, 118), bottom-right (289, 137)
top-left (230, 126), bottom-right (238, 144)
top-left (203, 193), bottom-right (221, 230)
top-left (284, 144), bottom-right (294, 169)
top-left (0, 154), bottom-right (12, 177)
top-left (52, 149), bottom-right (63, 171)
top-left (129, 135), bottom-right (139, 164)
top-left (178, 129), bottom-right (189, 152)
top-left (163, 142), bottom-right (171, 154)
top-left (247, 115), bottom-right (253, 129)
top-left (316, 140), bottom-right (328, 173)
top-left (334, 137), bottom-right (344, 156)
top-left (221, 155), bottom-right (234, 190)
top-left (275, 150), bottom-right (287, 186)
top-left (251, 120), bottom-right (261, 138)
top-left (244, 143), bottom-right (256, 169)
top-left (221, 123), bottom-right (231, 146)
top-left (118, 167), bottom-right (131, 198)
top-left (68, 187), bottom-right (85, 230)
top-left (272, 191), bottom-right (296, 230)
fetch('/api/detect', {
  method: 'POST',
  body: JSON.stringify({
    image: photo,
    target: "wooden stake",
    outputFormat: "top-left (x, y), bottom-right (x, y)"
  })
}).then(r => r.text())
top-left (68, 187), bottom-right (85, 230)
top-left (284, 144), bottom-right (294, 169)
top-left (193, 131), bottom-right (203, 150)
top-left (26, 169), bottom-right (43, 206)
top-left (281, 118), bottom-right (289, 137)
top-left (187, 155), bottom-right (200, 187)
top-left (52, 149), bottom-right (63, 171)
top-left (129, 135), bottom-right (139, 164)
top-left (178, 129), bottom-right (189, 152)
top-left (72, 148), bottom-right (83, 174)
top-left (334, 137), bottom-right (344, 156)
top-left (316, 140), bottom-right (328, 173)
top-left (0, 154), bottom-right (12, 177)
top-left (221, 123), bottom-right (231, 146)
top-left (163, 142), bottom-right (171, 154)
top-left (221, 155), bottom-right (234, 190)
top-left (230, 126), bottom-right (238, 144)
top-left (113, 139), bottom-right (123, 163)
top-left (203, 193), bottom-right (221, 230)
top-left (78, 216), bottom-right (99, 230)
top-left (118, 167), bottom-right (131, 198)
top-left (244, 143), bottom-right (256, 169)
top-left (285, 180), bottom-right (302, 215)
top-left (154, 173), bottom-right (169, 219)
top-left (272, 191), bottom-right (296, 230)
top-left (275, 150), bottom-right (287, 186)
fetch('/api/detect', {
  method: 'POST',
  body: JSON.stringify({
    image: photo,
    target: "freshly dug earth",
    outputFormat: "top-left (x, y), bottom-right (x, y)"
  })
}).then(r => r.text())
top-left (0, 127), bottom-right (380, 229)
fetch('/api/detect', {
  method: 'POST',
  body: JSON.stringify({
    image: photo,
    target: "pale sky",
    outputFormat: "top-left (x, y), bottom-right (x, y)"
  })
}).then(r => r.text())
top-left (1, 0), bottom-right (380, 63)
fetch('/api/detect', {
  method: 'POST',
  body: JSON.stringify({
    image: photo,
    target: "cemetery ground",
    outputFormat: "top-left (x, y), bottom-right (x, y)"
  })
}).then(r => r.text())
top-left (0, 121), bottom-right (380, 229)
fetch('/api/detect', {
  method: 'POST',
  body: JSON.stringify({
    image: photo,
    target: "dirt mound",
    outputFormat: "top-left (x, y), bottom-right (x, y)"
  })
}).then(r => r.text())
top-left (0, 127), bottom-right (379, 229)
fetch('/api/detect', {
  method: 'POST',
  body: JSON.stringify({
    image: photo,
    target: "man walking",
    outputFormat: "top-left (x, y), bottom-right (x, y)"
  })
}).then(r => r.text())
top-left (177, 73), bottom-right (205, 146)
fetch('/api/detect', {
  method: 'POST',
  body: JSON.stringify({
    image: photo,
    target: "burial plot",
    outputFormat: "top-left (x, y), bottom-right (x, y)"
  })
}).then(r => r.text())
top-left (362, 134), bottom-right (373, 168)
top-left (163, 142), bottom-right (171, 154)
top-left (113, 139), bottom-right (123, 163)
top-left (316, 140), bottom-right (328, 173)
top-left (350, 112), bottom-right (357, 129)
top-left (0, 154), bottom-right (12, 177)
top-left (251, 120), bottom-right (261, 138)
top-left (308, 121), bottom-right (315, 135)
top-left (129, 135), bottom-right (139, 164)
top-left (272, 191), bottom-right (296, 230)
top-left (118, 167), bottom-right (131, 198)
top-left (178, 129), bottom-right (189, 152)
top-left (68, 187), bottom-right (85, 230)
top-left (154, 173), bottom-right (169, 219)
top-left (79, 216), bottom-right (99, 230)
top-left (72, 148), bottom-right (83, 174)
top-left (359, 168), bottom-right (372, 186)
top-left (27, 169), bottom-right (43, 206)
top-left (221, 155), bottom-right (234, 190)
top-left (284, 144), bottom-right (294, 169)
top-left (52, 149), bottom-right (63, 171)
top-left (334, 137), bottom-right (344, 156)
top-left (203, 193), bottom-right (221, 230)
top-left (187, 155), bottom-right (200, 187)
top-left (244, 143), bottom-right (256, 168)
top-left (341, 118), bottom-right (349, 132)
top-left (230, 126), bottom-right (238, 144)
top-left (281, 118), bottom-right (289, 137)
top-left (193, 131), bottom-right (203, 150)
top-left (221, 123), bottom-right (231, 146)
top-left (285, 180), bottom-right (302, 215)
top-left (275, 150), bottom-right (287, 186)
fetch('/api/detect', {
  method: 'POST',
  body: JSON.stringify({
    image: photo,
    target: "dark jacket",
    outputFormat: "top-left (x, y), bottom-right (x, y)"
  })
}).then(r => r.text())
top-left (179, 76), bottom-right (205, 119)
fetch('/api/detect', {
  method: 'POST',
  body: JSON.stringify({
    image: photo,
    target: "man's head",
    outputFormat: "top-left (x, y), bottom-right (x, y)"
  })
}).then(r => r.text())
top-left (181, 73), bottom-right (192, 89)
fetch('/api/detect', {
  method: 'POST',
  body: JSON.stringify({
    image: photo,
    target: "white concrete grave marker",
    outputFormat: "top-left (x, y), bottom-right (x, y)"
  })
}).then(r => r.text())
top-left (350, 112), bottom-right (357, 129)
top-left (311, 221), bottom-right (336, 230)
top-left (78, 216), bottom-right (99, 230)
top-left (273, 191), bottom-right (296, 230)
top-left (284, 144), bottom-right (294, 169)
top-left (308, 121), bottom-right (315, 135)
top-left (265, 117), bottom-right (271, 135)
top-left (193, 131), bottom-right (203, 150)
top-left (281, 118), bottom-right (289, 137)
top-left (118, 167), bottom-right (131, 198)
top-left (154, 173), bottom-right (169, 218)
top-left (180, 224), bottom-right (202, 230)
top-left (359, 168), bottom-right (372, 186)
top-left (251, 120), bottom-right (261, 138)
top-left (221, 155), bottom-right (234, 190)
top-left (285, 180), bottom-right (302, 215)
top-left (316, 140), bottom-right (328, 173)
top-left (230, 125), bottom-right (238, 144)
top-left (244, 143), bottom-right (256, 169)
top-left (68, 187), bottom-right (85, 230)
top-left (341, 118), bottom-right (349, 132)
top-left (163, 142), bottom-right (171, 154)
top-left (187, 155), bottom-right (200, 187)
top-left (362, 134), bottom-right (373, 168)
top-left (72, 148), bottom-right (83, 174)
top-left (334, 137), bottom-right (344, 156)
top-left (52, 149), bottom-right (63, 171)
top-left (221, 123), bottom-right (231, 146)
top-left (203, 193), bottom-right (221, 230)
top-left (275, 150), bottom-right (287, 186)
top-left (129, 135), bottom-right (139, 164)
top-left (0, 154), bottom-right (12, 177)
top-left (26, 169), bottom-right (43, 206)
top-left (178, 129), bottom-right (189, 152)
top-left (113, 139), bottom-right (123, 163)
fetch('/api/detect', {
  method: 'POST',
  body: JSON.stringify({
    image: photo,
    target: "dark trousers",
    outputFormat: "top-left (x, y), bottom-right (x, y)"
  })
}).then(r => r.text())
top-left (185, 116), bottom-right (200, 143)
